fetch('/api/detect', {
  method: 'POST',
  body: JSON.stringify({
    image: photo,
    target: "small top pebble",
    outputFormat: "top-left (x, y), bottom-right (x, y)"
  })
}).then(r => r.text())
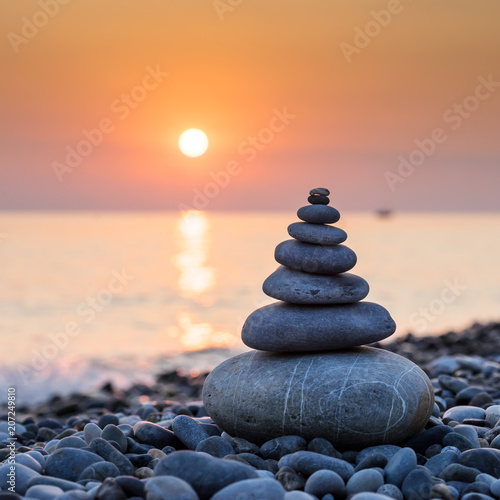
top-left (309, 187), bottom-right (330, 196)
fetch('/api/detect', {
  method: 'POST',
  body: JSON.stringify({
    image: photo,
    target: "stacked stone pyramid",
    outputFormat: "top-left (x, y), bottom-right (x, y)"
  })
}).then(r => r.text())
top-left (203, 188), bottom-right (434, 449)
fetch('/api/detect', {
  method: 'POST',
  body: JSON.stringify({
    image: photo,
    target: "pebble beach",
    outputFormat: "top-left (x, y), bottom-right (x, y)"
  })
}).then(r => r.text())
top-left (2, 321), bottom-right (500, 499)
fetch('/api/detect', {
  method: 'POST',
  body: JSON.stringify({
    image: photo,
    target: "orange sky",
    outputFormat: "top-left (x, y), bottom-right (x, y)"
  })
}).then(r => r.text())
top-left (1, 0), bottom-right (500, 211)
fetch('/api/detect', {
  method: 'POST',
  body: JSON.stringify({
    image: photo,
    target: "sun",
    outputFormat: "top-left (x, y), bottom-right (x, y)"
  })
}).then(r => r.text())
top-left (178, 129), bottom-right (209, 157)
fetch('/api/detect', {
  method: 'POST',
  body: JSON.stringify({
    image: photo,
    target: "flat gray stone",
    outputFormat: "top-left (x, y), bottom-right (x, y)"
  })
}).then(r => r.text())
top-left (203, 347), bottom-right (434, 448)
top-left (288, 222), bottom-right (347, 245)
top-left (263, 267), bottom-right (369, 304)
top-left (309, 187), bottom-right (330, 196)
top-left (241, 302), bottom-right (396, 352)
top-left (297, 205), bottom-right (340, 224)
top-left (211, 477), bottom-right (286, 500)
top-left (275, 241), bottom-right (356, 274)
top-left (44, 448), bottom-right (104, 482)
top-left (145, 476), bottom-right (198, 500)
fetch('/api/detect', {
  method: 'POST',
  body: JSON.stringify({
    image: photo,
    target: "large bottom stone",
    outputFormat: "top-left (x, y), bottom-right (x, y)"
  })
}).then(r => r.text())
top-left (203, 347), bottom-right (433, 449)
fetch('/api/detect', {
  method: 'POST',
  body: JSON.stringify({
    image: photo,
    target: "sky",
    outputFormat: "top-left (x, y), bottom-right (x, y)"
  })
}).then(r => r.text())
top-left (1, 0), bottom-right (500, 211)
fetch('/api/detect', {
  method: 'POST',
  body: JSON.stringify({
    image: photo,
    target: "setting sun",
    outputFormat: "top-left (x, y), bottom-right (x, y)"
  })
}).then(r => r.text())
top-left (178, 129), bottom-right (209, 157)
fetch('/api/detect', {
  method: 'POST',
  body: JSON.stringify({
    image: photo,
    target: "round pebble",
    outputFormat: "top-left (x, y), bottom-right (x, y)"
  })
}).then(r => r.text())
top-left (307, 194), bottom-right (329, 205)
top-left (287, 222), bottom-right (347, 245)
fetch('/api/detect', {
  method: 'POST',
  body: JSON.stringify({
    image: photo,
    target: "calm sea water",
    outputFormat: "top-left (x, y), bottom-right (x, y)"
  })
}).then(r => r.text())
top-left (1, 211), bottom-right (499, 403)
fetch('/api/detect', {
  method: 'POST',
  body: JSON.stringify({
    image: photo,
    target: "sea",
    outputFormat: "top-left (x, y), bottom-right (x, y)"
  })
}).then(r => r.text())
top-left (1, 211), bottom-right (499, 404)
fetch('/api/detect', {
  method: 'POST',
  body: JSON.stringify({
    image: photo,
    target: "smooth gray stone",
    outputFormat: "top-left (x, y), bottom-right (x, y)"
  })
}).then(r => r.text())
top-left (203, 347), bottom-right (434, 448)
top-left (346, 469), bottom-right (384, 496)
top-left (154, 450), bottom-right (258, 499)
top-left (44, 448), bottom-right (103, 482)
top-left (263, 267), bottom-right (369, 304)
top-left (401, 468), bottom-right (433, 500)
top-left (83, 423), bottom-right (102, 444)
top-left (211, 477), bottom-right (285, 500)
top-left (260, 436), bottom-right (307, 460)
top-left (275, 240), bottom-right (356, 274)
top-left (195, 436), bottom-right (235, 458)
top-left (132, 421), bottom-right (177, 449)
top-left (55, 436), bottom-right (87, 450)
top-left (24, 485), bottom-right (64, 499)
top-left (377, 484), bottom-right (404, 500)
top-left (459, 448), bottom-right (500, 476)
top-left (101, 424), bottom-right (128, 453)
top-left (0, 463), bottom-right (40, 495)
top-left (443, 406), bottom-right (486, 423)
top-left (144, 476), bottom-right (198, 500)
top-left (356, 445), bottom-right (401, 464)
top-left (288, 222), bottom-right (347, 245)
top-left (289, 451), bottom-right (354, 481)
top-left (352, 494), bottom-right (398, 500)
top-left (172, 415), bottom-right (210, 450)
top-left (384, 447), bottom-right (417, 487)
top-left (309, 187), bottom-right (330, 196)
top-left (297, 205), bottom-right (340, 224)
top-left (78, 461), bottom-right (121, 481)
top-left (13, 453), bottom-right (43, 473)
top-left (89, 438), bottom-right (134, 476)
top-left (284, 491), bottom-right (316, 499)
top-left (241, 302), bottom-right (396, 352)
top-left (424, 450), bottom-right (459, 476)
top-left (304, 469), bottom-right (345, 498)
top-left (27, 476), bottom-right (86, 491)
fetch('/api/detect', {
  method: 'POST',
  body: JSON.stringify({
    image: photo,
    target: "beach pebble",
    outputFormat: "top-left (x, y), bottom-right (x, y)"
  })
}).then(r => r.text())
top-left (93, 478), bottom-right (127, 500)
top-left (144, 476), bottom-right (198, 500)
top-left (377, 484), bottom-right (404, 500)
top-left (154, 450), bottom-right (258, 499)
top-left (297, 205), bottom-right (340, 224)
top-left (263, 267), bottom-right (369, 304)
top-left (275, 240), bottom-right (356, 274)
top-left (276, 466), bottom-right (306, 490)
top-left (195, 436), bottom-right (235, 458)
top-left (355, 453), bottom-right (388, 472)
top-left (241, 302), bottom-right (395, 352)
top-left (462, 494), bottom-right (494, 500)
top-left (307, 194), bottom-right (329, 205)
top-left (24, 485), bottom-right (64, 499)
top-left (351, 494), bottom-right (397, 500)
top-left (236, 453), bottom-right (269, 470)
top-left (287, 222), bottom-right (347, 245)
top-left (438, 375), bottom-right (469, 394)
top-left (490, 478), bottom-right (500, 497)
top-left (89, 438), bottom-right (134, 476)
top-left (346, 469), bottom-right (384, 496)
top-left (442, 432), bottom-right (475, 451)
top-left (211, 477), bottom-right (285, 500)
top-left (45, 448), bottom-right (103, 482)
top-left (486, 406), bottom-right (500, 427)
top-left (97, 414), bottom-right (119, 429)
top-left (424, 450), bottom-right (459, 476)
top-left (443, 406), bottom-right (486, 423)
top-left (13, 453), bottom-right (43, 474)
top-left (172, 415), bottom-right (210, 449)
top-left (440, 463), bottom-right (481, 482)
top-left (260, 436), bottom-right (307, 460)
top-left (55, 436), bottom-right (87, 450)
top-left (356, 445), bottom-right (401, 464)
top-left (289, 451), bottom-right (354, 481)
top-left (78, 461), bottom-right (121, 481)
top-left (307, 437), bottom-right (341, 458)
top-left (221, 434), bottom-right (260, 454)
top-left (135, 466), bottom-right (154, 479)
top-left (401, 468), bottom-right (433, 500)
top-left (133, 421), bottom-right (177, 449)
top-left (453, 425), bottom-right (481, 448)
top-left (284, 492), bottom-right (316, 500)
top-left (83, 423), bottom-right (102, 444)
top-left (101, 424), bottom-right (128, 453)
top-left (384, 447), bottom-right (417, 487)
top-left (0, 463), bottom-right (40, 495)
top-left (27, 476), bottom-right (86, 491)
top-left (303, 469), bottom-right (345, 498)
top-left (459, 448), bottom-right (500, 476)
top-left (404, 425), bottom-right (453, 454)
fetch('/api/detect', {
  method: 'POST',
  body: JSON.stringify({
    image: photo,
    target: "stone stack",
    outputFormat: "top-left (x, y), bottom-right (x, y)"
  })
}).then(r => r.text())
top-left (203, 188), bottom-right (434, 449)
